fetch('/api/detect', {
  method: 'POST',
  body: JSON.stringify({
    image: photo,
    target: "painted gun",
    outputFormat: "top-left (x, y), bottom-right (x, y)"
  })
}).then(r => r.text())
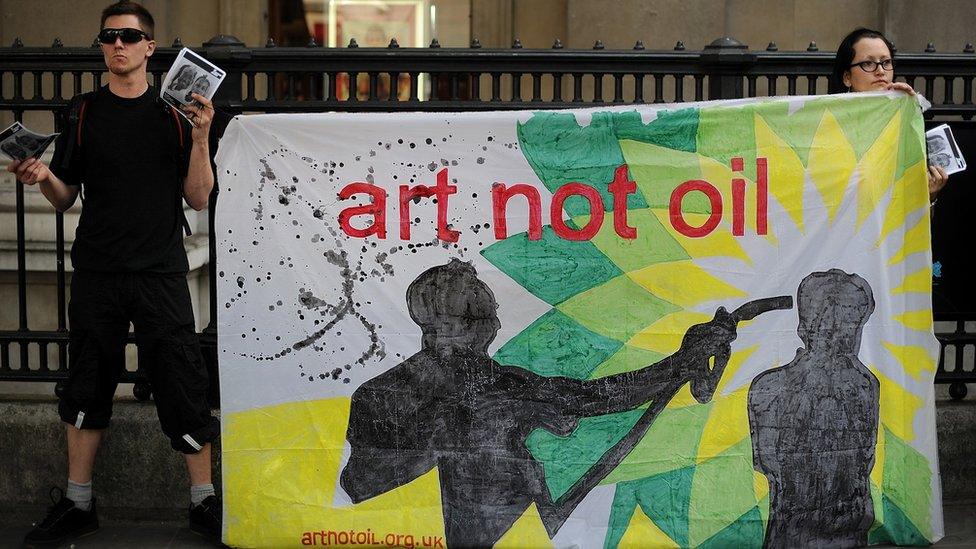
top-left (539, 294), bottom-right (794, 537)
top-left (731, 295), bottom-right (794, 323)
top-left (690, 295), bottom-right (795, 403)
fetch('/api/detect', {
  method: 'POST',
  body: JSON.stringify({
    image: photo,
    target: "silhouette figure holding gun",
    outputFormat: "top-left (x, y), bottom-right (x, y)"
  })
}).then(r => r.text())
top-left (340, 259), bottom-right (792, 547)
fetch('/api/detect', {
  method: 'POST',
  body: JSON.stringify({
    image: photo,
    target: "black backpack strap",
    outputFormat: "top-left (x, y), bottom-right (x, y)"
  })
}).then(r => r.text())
top-left (170, 107), bottom-right (192, 237)
top-left (60, 92), bottom-right (96, 172)
top-left (165, 103), bottom-right (186, 157)
top-left (60, 91), bottom-right (97, 201)
top-left (155, 96), bottom-right (193, 237)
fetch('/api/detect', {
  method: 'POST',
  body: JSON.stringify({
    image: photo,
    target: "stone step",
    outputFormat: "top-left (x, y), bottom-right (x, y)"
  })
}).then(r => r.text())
top-left (0, 398), bottom-right (221, 520)
top-left (1, 395), bottom-right (974, 520)
top-left (0, 518), bottom-right (214, 548)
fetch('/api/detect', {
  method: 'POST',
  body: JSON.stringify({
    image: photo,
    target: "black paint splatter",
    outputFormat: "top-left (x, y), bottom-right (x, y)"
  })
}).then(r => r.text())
top-left (231, 146), bottom-right (392, 380)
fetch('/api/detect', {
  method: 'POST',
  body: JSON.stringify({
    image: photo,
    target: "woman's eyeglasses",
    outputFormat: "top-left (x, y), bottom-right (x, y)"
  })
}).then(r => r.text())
top-left (850, 59), bottom-right (894, 72)
top-left (97, 28), bottom-right (150, 45)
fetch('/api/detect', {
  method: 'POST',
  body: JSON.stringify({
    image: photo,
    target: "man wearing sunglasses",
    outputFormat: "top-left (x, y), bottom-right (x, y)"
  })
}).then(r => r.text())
top-left (7, 2), bottom-right (220, 546)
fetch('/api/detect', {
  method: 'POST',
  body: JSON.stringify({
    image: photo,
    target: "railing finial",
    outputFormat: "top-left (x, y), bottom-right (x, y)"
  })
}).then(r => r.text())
top-left (91, 36), bottom-right (100, 48)
top-left (672, 41), bottom-right (683, 51)
top-left (307, 36), bottom-right (318, 47)
top-left (706, 37), bottom-right (746, 49)
top-left (552, 38), bottom-right (563, 49)
top-left (265, 37), bottom-right (276, 48)
top-left (766, 41), bottom-right (778, 51)
top-left (52, 37), bottom-right (63, 48)
top-left (203, 35), bottom-right (245, 47)
top-left (807, 41), bottom-right (818, 52)
top-left (347, 38), bottom-right (359, 48)
top-left (429, 38), bottom-right (441, 48)
top-left (512, 38), bottom-right (523, 49)
top-left (470, 38), bottom-right (481, 49)
top-left (12, 37), bottom-right (23, 48)
top-left (965, 43), bottom-right (975, 54)
top-left (925, 42), bottom-right (936, 53)
top-left (634, 40), bottom-right (646, 50)
top-left (172, 37), bottom-right (183, 48)
top-left (593, 40), bottom-right (605, 50)
top-left (388, 38), bottom-right (400, 48)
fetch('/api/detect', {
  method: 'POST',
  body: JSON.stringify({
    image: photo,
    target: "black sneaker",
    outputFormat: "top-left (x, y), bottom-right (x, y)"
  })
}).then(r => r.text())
top-left (189, 494), bottom-right (222, 544)
top-left (23, 488), bottom-right (99, 547)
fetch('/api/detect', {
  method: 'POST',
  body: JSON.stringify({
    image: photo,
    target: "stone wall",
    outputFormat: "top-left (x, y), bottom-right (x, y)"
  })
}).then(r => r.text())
top-left (0, 399), bottom-right (221, 523)
top-left (0, 0), bottom-right (264, 49)
top-left (565, 0), bottom-right (973, 52)
top-left (4, 1), bottom-right (973, 55)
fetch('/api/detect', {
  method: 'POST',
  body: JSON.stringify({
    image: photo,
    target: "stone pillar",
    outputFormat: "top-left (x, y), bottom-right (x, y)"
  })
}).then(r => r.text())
top-left (471, 0), bottom-right (514, 48)
top-left (514, 0), bottom-right (566, 49)
top-left (218, 0), bottom-right (267, 47)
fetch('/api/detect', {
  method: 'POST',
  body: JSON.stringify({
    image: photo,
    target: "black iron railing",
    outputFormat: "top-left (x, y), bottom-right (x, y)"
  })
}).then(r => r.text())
top-left (2, 36), bottom-right (975, 399)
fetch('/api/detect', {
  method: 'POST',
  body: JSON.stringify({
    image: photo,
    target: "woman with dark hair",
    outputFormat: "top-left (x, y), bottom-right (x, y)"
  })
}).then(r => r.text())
top-left (832, 27), bottom-right (948, 199)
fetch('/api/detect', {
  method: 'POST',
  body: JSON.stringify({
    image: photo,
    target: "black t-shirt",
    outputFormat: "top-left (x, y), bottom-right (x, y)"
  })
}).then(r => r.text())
top-left (52, 86), bottom-right (193, 273)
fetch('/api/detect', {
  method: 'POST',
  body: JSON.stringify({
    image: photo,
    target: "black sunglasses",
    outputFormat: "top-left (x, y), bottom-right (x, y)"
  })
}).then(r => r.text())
top-left (97, 27), bottom-right (151, 45)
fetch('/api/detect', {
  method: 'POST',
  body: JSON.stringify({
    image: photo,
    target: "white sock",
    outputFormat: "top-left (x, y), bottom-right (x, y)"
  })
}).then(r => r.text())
top-left (66, 479), bottom-right (93, 511)
top-left (190, 483), bottom-right (215, 507)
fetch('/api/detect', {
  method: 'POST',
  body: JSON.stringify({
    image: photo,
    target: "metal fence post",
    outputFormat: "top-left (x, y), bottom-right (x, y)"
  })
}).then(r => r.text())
top-left (201, 34), bottom-right (247, 104)
top-left (701, 37), bottom-right (754, 100)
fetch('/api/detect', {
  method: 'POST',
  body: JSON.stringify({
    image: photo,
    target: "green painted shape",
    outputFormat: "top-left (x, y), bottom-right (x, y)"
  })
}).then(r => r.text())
top-left (614, 107), bottom-right (700, 153)
top-left (620, 139), bottom-right (708, 212)
top-left (519, 96), bottom-right (908, 223)
top-left (526, 408), bottom-right (645, 502)
top-left (557, 273), bottom-right (680, 343)
top-left (516, 108), bottom-right (699, 218)
top-left (869, 482), bottom-right (884, 535)
top-left (749, 95), bottom-right (899, 166)
top-left (589, 345), bottom-right (667, 378)
top-left (826, 96), bottom-right (901, 160)
top-left (524, 349), bottom-right (686, 504)
top-left (580, 207), bottom-right (691, 273)
top-left (867, 494), bottom-right (930, 546)
top-left (895, 98), bottom-right (926, 182)
top-left (603, 402), bottom-right (712, 484)
top-left (689, 96), bottom-right (899, 185)
top-left (881, 426), bottom-right (933, 539)
top-left (605, 467), bottom-right (696, 549)
top-left (517, 111), bottom-right (648, 216)
top-left (697, 506), bottom-right (765, 549)
top-left (696, 104), bottom-right (759, 181)
top-left (758, 495), bottom-right (770, 528)
top-left (688, 438), bottom-right (762, 546)
top-left (493, 309), bottom-right (623, 380)
top-left (480, 225), bottom-right (623, 305)
top-left (750, 100), bottom-right (831, 168)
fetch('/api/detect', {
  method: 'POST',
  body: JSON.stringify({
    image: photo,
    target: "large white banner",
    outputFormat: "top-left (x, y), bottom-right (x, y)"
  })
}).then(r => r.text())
top-left (215, 92), bottom-right (941, 548)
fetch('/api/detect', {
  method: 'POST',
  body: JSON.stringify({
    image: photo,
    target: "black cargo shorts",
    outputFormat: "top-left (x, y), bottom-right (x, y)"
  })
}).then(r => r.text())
top-left (59, 270), bottom-right (219, 454)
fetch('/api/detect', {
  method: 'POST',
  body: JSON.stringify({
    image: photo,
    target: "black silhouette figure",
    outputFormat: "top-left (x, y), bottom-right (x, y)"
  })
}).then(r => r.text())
top-left (748, 270), bottom-right (880, 549)
top-left (340, 259), bottom-right (791, 547)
